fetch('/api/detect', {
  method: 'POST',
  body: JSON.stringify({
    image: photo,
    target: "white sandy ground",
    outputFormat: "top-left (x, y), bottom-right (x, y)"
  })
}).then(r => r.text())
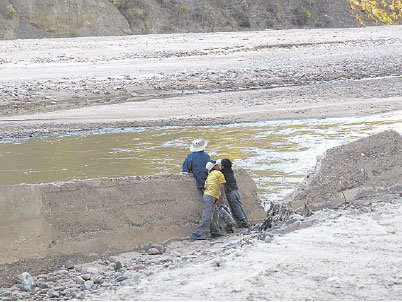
top-left (2, 26), bottom-right (401, 82)
top-left (1, 25), bottom-right (402, 135)
top-left (89, 200), bottom-right (402, 301)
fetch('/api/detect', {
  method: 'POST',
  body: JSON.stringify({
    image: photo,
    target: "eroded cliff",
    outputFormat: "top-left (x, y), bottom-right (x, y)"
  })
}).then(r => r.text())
top-left (1, 0), bottom-right (401, 39)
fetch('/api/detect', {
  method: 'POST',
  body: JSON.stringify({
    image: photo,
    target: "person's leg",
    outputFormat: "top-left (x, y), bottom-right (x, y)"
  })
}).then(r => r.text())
top-left (219, 205), bottom-right (235, 225)
top-left (218, 204), bottom-right (236, 232)
top-left (192, 194), bottom-right (216, 237)
top-left (226, 190), bottom-right (248, 222)
top-left (210, 205), bottom-right (222, 236)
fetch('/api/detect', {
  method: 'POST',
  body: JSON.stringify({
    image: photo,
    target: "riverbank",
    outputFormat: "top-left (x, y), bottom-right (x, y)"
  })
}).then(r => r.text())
top-left (1, 195), bottom-right (400, 301)
top-left (0, 26), bottom-right (401, 138)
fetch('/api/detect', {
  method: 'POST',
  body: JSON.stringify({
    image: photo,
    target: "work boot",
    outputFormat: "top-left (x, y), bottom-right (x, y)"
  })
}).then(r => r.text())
top-left (240, 219), bottom-right (252, 228)
top-left (190, 233), bottom-right (207, 240)
top-left (210, 232), bottom-right (224, 238)
top-left (225, 223), bottom-right (235, 233)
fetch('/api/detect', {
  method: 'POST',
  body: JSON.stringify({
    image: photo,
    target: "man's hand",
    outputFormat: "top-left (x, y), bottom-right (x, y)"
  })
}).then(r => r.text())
top-left (217, 183), bottom-right (225, 207)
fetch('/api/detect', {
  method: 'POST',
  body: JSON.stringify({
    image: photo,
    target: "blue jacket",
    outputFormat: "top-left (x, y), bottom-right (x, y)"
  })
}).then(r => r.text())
top-left (182, 151), bottom-right (210, 189)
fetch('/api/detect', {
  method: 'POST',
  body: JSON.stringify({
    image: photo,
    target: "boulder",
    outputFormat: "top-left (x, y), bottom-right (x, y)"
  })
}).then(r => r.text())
top-left (287, 130), bottom-right (402, 213)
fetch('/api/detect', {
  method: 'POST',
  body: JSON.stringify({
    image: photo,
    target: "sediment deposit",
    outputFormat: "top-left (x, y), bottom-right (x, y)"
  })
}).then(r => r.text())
top-left (288, 129), bottom-right (402, 213)
top-left (0, 26), bottom-right (401, 138)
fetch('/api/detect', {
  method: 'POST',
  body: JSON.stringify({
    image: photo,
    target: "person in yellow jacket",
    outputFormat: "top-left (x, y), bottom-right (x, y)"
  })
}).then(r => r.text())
top-left (190, 159), bottom-right (226, 240)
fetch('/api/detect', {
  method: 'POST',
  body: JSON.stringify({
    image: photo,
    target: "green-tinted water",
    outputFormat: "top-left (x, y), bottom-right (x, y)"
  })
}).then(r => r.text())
top-left (0, 111), bottom-right (400, 202)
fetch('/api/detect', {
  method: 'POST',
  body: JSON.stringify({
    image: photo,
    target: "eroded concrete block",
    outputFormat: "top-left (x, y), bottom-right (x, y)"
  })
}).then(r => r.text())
top-left (0, 169), bottom-right (264, 266)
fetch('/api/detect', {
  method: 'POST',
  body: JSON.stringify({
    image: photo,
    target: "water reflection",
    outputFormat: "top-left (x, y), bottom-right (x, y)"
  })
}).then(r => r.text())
top-left (0, 111), bottom-right (400, 202)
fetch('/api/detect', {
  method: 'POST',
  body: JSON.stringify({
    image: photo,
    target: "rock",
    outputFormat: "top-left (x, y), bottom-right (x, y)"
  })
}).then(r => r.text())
top-left (148, 248), bottom-right (162, 255)
top-left (85, 266), bottom-right (99, 275)
top-left (116, 276), bottom-right (128, 282)
top-left (100, 282), bottom-right (113, 287)
top-left (38, 283), bottom-right (49, 289)
top-left (85, 280), bottom-right (94, 289)
top-left (114, 261), bottom-right (122, 272)
top-left (57, 269), bottom-right (69, 275)
top-left (134, 264), bottom-right (146, 270)
top-left (65, 260), bottom-right (74, 269)
top-left (73, 276), bottom-right (85, 285)
top-left (81, 274), bottom-right (91, 281)
top-left (288, 130), bottom-right (402, 213)
top-left (37, 274), bottom-right (48, 280)
top-left (16, 284), bottom-right (29, 292)
top-left (264, 235), bottom-right (274, 243)
top-left (48, 290), bottom-right (60, 298)
top-left (74, 292), bottom-right (86, 300)
top-left (170, 251), bottom-right (181, 257)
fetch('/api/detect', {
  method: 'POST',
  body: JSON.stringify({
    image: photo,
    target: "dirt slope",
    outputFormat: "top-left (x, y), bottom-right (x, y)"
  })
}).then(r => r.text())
top-left (1, 0), bottom-right (401, 39)
top-left (288, 130), bottom-right (402, 213)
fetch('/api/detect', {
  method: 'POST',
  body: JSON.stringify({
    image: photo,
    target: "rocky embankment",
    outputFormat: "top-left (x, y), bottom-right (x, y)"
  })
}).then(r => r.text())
top-left (0, 0), bottom-right (362, 39)
top-left (288, 129), bottom-right (402, 213)
top-left (1, 0), bottom-right (402, 40)
top-left (0, 130), bottom-right (400, 300)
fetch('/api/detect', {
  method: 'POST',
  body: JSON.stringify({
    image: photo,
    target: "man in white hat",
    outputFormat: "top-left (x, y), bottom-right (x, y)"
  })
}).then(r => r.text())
top-left (182, 139), bottom-right (211, 191)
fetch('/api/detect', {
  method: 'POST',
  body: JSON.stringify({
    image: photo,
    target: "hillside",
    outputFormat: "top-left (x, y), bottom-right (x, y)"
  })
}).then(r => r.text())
top-left (1, 0), bottom-right (401, 39)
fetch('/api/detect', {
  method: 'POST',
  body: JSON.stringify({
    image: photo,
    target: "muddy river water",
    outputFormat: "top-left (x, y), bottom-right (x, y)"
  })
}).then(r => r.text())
top-left (0, 111), bottom-right (400, 203)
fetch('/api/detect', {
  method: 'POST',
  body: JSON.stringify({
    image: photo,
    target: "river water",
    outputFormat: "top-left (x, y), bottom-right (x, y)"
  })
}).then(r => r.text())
top-left (0, 111), bottom-right (400, 203)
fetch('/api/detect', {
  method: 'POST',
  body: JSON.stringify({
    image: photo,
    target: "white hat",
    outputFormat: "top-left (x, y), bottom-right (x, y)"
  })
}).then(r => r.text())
top-left (206, 159), bottom-right (221, 172)
top-left (190, 139), bottom-right (208, 152)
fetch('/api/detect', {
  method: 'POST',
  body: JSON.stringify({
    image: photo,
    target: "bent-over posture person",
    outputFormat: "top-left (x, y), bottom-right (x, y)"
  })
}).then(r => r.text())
top-left (221, 158), bottom-right (251, 228)
top-left (182, 138), bottom-right (210, 192)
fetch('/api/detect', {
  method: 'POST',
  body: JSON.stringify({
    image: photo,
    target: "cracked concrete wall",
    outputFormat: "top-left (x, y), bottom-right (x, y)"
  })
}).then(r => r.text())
top-left (0, 168), bottom-right (265, 265)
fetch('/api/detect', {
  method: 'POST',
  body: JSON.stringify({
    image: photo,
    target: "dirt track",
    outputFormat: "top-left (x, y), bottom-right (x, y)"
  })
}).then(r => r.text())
top-left (0, 26), bottom-right (401, 138)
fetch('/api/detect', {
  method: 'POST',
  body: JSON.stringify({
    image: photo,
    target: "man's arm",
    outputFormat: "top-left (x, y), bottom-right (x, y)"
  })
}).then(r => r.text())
top-left (217, 183), bottom-right (225, 207)
top-left (182, 155), bottom-right (192, 172)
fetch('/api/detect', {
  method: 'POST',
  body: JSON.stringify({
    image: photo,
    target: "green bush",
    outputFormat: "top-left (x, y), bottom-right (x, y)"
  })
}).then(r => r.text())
top-left (239, 16), bottom-right (251, 28)
top-left (132, 8), bottom-right (144, 17)
top-left (266, 19), bottom-right (274, 28)
top-left (293, 9), bottom-right (311, 26)
top-left (6, 4), bottom-right (16, 18)
top-left (112, 0), bottom-right (121, 8)
top-left (176, 5), bottom-right (189, 16)
top-left (70, 29), bottom-right (78, 37)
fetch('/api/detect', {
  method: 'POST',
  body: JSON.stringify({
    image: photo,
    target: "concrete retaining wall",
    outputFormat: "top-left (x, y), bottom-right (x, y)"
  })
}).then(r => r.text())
top-left (0, 168), bottom-right (265, 266)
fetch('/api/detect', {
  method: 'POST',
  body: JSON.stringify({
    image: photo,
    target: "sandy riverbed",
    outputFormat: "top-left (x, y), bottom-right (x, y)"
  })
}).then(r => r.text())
top-left (0, 26), bottom-right (401, 138)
